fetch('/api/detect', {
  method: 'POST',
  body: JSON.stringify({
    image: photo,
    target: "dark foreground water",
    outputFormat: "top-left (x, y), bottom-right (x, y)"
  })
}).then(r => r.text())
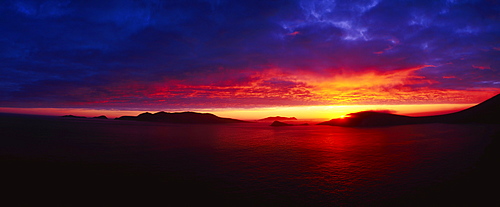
top-left (1, 114), bottom-right (498, 206)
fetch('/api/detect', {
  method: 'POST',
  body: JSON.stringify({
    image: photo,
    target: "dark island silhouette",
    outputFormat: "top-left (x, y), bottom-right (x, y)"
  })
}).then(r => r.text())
top-left (318, 93), bottom-right (500, 127)
top-left (258, 116), bottom-right (297, 122)
top-left (115, 111), bottom-right (248, 124)
top-left (270, 121), bottom-right (309, 126)
top-left (62, 115), bottom-right (86, 118)
top-left (93, 115), bottom-right (108, 119)
top-left (61, 115), bottom-right (108, 119)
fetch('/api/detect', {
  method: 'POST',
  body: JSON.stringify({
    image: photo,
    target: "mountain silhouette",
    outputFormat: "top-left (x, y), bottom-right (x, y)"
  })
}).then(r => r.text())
top-left (93, 115), bottom-right (108, 119)
top-left (115, 111), bottom-right (248, 124)
top-left (270, 121), bottom-right (309, 126)
top-left (62, 115), bottom-right (86, 118)
top-left (270, 121), bottom-right (295, 126)
top-left (318, 93), bottom-right (500, 127)
top-left (258, 116), bottom-right (297, 121)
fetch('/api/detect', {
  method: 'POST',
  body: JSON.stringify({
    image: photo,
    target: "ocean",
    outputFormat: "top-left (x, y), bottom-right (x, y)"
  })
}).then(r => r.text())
top-left (1, 114), bottom-right (497, 206)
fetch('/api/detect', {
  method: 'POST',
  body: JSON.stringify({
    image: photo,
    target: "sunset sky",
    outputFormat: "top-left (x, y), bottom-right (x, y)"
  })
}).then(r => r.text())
top-left (1, 0), bottom-right (499, 119)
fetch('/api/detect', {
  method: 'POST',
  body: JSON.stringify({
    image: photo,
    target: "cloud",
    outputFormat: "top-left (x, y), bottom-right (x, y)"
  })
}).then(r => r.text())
top-left (0, 0), bottom-right (499, 110)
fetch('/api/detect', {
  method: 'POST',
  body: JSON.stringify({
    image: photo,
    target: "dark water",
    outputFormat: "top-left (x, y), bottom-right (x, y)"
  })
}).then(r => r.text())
top-left (1, 114), bottom-right (497, 206)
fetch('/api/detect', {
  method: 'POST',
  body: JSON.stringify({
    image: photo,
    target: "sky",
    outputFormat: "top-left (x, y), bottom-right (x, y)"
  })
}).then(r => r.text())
top-left (0, 0), bottom-right (499, 119)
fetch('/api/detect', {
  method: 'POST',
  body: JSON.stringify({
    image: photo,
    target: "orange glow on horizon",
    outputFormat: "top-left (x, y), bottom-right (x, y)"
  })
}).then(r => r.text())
top-left (207, 103), bottom-right (475, 120)
top-left (0, 103), bottom-right (475, 121)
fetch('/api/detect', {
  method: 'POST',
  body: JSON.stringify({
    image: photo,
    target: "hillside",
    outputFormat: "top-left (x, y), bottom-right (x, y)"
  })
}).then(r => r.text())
top-left (318, 93), bottom-right (500, 127)
top-left (116, 111), bottom-right (248, 124)
top-left (258, 116), bottom-right (297, 122)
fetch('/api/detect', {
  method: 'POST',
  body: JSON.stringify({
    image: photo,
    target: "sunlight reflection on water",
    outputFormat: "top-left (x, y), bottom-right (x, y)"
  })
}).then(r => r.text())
top-left (0, 115), bottom-right (495, 205)
top-left (108, 122), bottom-right (493, 204)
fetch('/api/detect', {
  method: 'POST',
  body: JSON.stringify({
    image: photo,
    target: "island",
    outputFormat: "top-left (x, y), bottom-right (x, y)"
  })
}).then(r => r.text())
top-left (270, 121), bottom-right (309, 127)
top-left (115, 111), bottom-right (248, 124)
top-left (61, 115), bottom-right (86, 118)
top-left (258, 116), bottom-right (297, 122)
top-left (318, 93), bottom-right (500, 127)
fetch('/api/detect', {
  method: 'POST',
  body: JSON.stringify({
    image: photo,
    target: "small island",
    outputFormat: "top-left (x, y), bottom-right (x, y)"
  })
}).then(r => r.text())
top-left (61, 115), bottom-right (86, 118)
top-left (93, 115), bottom-right (108, 119)
top-left (270, 121), bottom-right (309, 127)
top-left (258, 116), bottom-right (297, 122)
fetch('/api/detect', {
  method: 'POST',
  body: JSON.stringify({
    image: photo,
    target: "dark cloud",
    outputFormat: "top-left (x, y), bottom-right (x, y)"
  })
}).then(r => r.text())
top-left (0, 0), bottom-right (499, 109)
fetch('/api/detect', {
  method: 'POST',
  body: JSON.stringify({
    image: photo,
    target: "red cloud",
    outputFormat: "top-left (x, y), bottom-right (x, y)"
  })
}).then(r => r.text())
top-left (472, 65), bottom-right (491, 70)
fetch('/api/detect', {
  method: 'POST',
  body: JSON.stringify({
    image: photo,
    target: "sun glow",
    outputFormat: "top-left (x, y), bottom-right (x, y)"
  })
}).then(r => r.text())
top-left (0, 103), bottom-right (478, 121)
top-left (193, 103), bottom-right (475, 121)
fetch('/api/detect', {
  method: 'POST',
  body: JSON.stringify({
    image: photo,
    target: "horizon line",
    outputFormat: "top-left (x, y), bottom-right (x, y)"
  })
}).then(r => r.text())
top-left (0, 103), bottom-right (478, 120)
